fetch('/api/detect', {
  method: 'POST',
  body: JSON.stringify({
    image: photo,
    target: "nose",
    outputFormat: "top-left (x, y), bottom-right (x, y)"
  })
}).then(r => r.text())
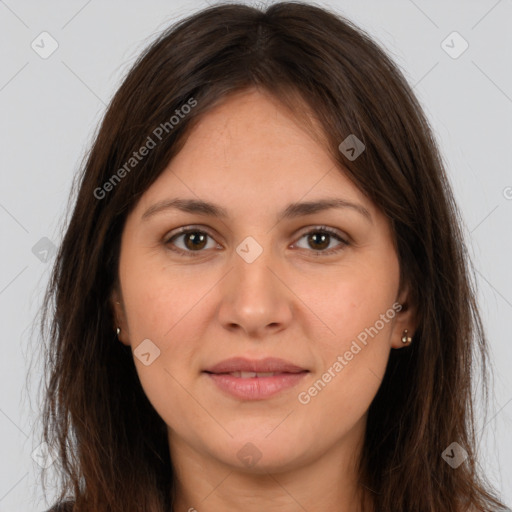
top-left (216, 241), bottom-right (293, 338)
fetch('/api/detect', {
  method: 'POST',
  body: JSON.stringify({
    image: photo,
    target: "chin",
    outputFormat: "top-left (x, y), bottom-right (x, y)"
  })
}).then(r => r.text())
top-left (208, 434), bottom-right (310, 474)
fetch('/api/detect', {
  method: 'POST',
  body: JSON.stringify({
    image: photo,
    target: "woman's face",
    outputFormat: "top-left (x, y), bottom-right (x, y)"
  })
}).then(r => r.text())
top-left (113, 88), bottom-right (415, 475)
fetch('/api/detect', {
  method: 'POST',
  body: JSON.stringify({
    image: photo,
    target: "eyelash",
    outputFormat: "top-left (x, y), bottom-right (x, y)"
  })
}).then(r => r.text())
top-left (164, 225), bottom-right (349, 258)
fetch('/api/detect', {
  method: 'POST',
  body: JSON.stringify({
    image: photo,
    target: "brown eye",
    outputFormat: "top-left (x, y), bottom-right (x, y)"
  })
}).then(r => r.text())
top-left (182, 231), bottom-right (208, 251)
top-left (165, 228), bottom-right (218, 256)
top-left (294, 227), bottom-right (349, 256)
top-left (165, 225), bottom-right (349, 258)
top-left (306, 232), bottom-right (330, 251)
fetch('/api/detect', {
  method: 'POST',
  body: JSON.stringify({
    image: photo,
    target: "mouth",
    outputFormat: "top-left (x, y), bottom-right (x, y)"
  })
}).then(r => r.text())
top-left (202, 357), bottom-right (309, 400)
top-left (207, 370), bottom-right (303, 378)
top-left (203, 356), bottom-right (308, 375)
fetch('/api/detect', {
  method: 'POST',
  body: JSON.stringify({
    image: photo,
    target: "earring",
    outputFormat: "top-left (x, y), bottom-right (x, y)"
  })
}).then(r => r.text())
top-left (401, 329), bottom-right (412, 344)
top-left (116, 327), bottom-right (121, 338)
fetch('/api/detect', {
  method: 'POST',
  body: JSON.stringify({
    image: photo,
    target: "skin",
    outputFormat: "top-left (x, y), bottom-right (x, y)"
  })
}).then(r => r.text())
top-left (112, 87), bottom-right (417, 512)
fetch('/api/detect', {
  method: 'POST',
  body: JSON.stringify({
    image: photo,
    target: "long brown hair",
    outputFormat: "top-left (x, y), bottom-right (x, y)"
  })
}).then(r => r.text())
top-left (36, 2), bottom-right (508, 511)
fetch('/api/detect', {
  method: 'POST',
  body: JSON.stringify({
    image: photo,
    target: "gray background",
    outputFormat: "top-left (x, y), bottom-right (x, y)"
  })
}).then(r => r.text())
top-left (0, 0), bottom-right (511, 510)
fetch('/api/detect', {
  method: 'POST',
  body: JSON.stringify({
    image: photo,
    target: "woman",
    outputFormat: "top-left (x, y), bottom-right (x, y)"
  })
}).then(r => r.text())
top-left (39, 1), bottom-right (508, 511)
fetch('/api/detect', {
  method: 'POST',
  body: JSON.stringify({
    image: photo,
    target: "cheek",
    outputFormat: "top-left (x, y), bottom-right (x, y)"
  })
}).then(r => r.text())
top-left (121, 272), bottom-right (208, 428)
top-left (120, 257), bottom-right (196, 341)
top-left (120, 265), bottom-right (212, 398)
top-left (294, 264), bottom-right (398, 414)
top-left (298, 262), bottom-right (399, 346)
top-left (295, 314), bottom-right (393, 445)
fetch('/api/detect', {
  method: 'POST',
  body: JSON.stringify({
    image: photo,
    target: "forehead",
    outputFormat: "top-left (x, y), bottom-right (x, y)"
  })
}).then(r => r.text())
top-left (177, 88), bottom-right (328, 170)
top-left (123, 88), bottom-right (384, 234)
top-left (138, 90), bottom-right (367, 203)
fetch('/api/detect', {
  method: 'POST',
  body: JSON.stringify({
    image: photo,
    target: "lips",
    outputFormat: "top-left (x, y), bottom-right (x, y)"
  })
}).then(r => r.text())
top-left (203, 356), bottom-right (308, 375)
top-left (203, 357), bottom-right (309, 400)
top-left (225, 371), bottom-right (281, 378)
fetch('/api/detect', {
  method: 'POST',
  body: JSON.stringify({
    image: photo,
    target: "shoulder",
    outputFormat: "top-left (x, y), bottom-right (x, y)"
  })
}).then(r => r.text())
top-left (45, 501), bottom-right (75, 512)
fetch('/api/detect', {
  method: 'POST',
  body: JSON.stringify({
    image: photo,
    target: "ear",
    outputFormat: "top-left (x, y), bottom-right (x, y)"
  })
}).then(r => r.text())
top-left (110, 287), bottom-right (130, 346)
top-left (390, 283), bottom-right (419, 349)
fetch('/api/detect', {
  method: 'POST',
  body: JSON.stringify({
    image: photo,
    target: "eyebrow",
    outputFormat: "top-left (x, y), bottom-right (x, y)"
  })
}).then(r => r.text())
top-left (141, 197), bottom-right (372, 223)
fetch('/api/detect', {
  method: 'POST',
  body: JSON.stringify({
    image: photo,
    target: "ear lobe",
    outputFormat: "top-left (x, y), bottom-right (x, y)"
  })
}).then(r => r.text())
top-left (391, 287), bottom-right (420, 349)
top-left (110, 289), bottom-right (130, 346)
